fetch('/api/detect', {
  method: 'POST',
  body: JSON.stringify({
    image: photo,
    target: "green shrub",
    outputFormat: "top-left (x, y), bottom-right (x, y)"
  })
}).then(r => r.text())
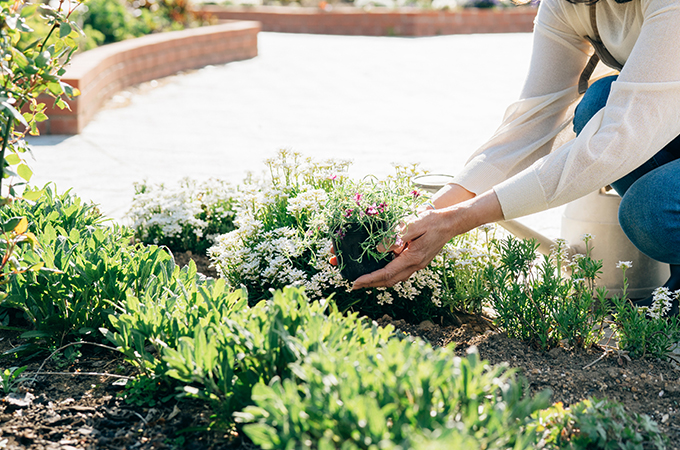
top-left (487, 235), bottom-right (608, 350)
top-left (104, 284), bottom-right (554, 442)
top-left (0, 186), bottom-right (173, 349)
top-left (104, 282), bottom-right (397, 425)
top-left (80, 0), bottom-right (148, 44)
top-left (1, 0), bottom-right (80, 194)
top-left (533, 398), bottom-right (668, 450)
top-left (608, 265), bottom-right (680, 360)
top-left (236, 330), bottom-right (550, 449)
top-left (78, 0), bottom-right (216, 47)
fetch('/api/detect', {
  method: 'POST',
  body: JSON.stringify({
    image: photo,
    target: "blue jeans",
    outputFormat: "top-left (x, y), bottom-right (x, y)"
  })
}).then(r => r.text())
top-left (573, 75), bottom-right (680, 264)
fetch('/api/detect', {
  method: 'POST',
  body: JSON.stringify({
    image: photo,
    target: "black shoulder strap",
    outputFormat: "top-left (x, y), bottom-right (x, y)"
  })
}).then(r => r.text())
top-left (578, 2), bottom-right (624, 94)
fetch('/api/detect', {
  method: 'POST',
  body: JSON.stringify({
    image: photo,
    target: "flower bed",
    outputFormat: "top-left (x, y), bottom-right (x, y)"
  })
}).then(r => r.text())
top-left (40, 20), bottom-right (260, 135)
top-left (199, 4), bottom-right (537, 36)
top-left (0, 175), bottom-right (678, 448)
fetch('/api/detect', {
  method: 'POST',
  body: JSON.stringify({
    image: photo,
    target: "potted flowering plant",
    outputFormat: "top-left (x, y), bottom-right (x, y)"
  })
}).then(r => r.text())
top-left (326, 178), bottom-right (427, 281)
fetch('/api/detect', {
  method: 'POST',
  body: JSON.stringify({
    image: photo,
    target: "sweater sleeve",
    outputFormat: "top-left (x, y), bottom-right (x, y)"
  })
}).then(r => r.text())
top-left (454, 0), bottom-right (591, 196)
top-left (493, 0), bottom-right (680, 220)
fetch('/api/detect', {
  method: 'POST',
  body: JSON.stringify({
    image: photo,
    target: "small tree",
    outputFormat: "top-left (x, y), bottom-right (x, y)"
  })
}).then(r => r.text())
top-left (0, 0), bottom-right (82, 201)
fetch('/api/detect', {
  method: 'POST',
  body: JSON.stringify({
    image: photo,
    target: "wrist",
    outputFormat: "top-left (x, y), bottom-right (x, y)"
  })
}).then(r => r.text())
top-left (440, 190), bottom-right (504, 237)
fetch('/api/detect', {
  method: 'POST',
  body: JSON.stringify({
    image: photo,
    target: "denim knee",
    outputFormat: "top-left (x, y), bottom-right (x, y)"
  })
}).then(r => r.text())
top-left (573, 75), bottom-right (618, 136)
top-left (618, 160), bottom-right (680, 264)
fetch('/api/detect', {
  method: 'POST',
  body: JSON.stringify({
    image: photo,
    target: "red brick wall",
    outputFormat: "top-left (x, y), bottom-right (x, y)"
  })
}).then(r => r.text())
top-left (43, 21), bottom-right (260, 135)
top-left (200, 6), bottom-right (537, 37)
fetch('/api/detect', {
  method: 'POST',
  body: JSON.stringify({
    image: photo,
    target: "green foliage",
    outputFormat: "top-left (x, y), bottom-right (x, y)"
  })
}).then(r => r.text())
top-left (0, 215), bottom-right (42, 295)
top-left (236, 341), bottom-right (550, 449)
top-left (0, 187), bottom-right (173, 349)
top-left (610, 296), bottom-right (680, 361)
top-left (429, 225), bottom-right (497, 315)
top-left (533, 398), bottom-right (668, 450)
top-left (0, 365), bottom-right (28, 394)
top-left (80, 0), bottom-right (144, 44)
top-left (104, 282), bottom-right (397, 427)
top-left (0, 0), bottom-right (81, 197)
top-left (119, 375), bottom-right (176, 407)
top-left (79, 0), bottom-right (216, 47)
top-left (487, 236), bottom-right (608, 350)
top-left (106, 284), bottom-right (556, 442)
top-left (1, 184), bottom-right (105, 233)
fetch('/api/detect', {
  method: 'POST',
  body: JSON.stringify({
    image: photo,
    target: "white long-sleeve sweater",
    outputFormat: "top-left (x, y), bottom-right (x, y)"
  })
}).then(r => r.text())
top-left (454, 0), bottom-right (680, 220)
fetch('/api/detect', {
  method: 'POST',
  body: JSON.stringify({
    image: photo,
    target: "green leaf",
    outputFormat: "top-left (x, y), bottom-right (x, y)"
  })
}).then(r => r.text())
top-left (20, 4), bottom-right (38, 18)
top-left (61, 82), bottom-right (79, 98)
top-left (4, 154), bottom-right (21, 165)
top-left (59, 22), bottom-right (72, 39)
top-left (35, 113), bottom-right (48, 122)
top-left (23, 65), bottom-right (39, 75)
top-left (47, 82), bottom-right (63, 96)
top-left (35, 51), bottom-right (50, 68)
top-left (21, 330), bottom-right (50, 339)
top-left (14, 217), bottom-right (28, 234)
top-left (2, 217), bottom-right (22, 233)
top-left (9, 49), bottom-right (28, 69)
top-left (69, 228), bottom-right (80, 243)
top-left (0, 101), bottom-right (28, 127)
top-left (64, 36), bottom-right (76, 48)
top-left (16, 164), bottom-right (32, 182)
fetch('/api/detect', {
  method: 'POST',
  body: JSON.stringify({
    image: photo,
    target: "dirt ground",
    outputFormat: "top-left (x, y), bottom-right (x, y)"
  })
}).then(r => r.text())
top-left (1, 254), bottom-right (678, 450)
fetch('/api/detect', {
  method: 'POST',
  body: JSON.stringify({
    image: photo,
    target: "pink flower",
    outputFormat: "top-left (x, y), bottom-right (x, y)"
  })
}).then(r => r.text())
top-left (343, 208), bottom-right (354, 218)
top-left (353, 193), bottom-right (363, 205)
top-left (378, 202), bottom-right (387, 212)
top-left (366, 204), bottom-right (379, 216)
top-left (328, 174), bottom-right (338, 181)
top-left (411, 190), bottom-right (421, 198)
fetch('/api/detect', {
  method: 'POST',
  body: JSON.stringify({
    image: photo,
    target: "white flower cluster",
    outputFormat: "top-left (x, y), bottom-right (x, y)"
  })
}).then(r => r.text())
top-left (127, 177), bottom-right (237, 245)
top-left (648, 287), bottom-right (679, 320)
top-left (208, 179), bottom-right (454, 308)
top-left (286, 187), bottom-right (328, 216)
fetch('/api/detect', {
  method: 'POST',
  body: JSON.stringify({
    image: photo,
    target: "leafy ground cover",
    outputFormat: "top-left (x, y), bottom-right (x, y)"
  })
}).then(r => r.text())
top-left (0, 309), bottom-right (678, 449)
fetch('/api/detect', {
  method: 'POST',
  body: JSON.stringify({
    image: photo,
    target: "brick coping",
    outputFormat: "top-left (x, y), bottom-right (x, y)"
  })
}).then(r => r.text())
top-left (43, 20), bottom-right (260, 135)
top-left (200, 5), bottom-right (538, 36)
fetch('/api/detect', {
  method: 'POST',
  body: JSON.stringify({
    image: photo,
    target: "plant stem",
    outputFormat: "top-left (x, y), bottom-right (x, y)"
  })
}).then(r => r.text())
top-left (0, 115), bottom-right (13, 197)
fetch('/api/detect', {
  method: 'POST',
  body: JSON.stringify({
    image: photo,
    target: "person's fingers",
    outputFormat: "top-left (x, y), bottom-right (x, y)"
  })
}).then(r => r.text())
top-left (352, 244), bottom-right (427, 289)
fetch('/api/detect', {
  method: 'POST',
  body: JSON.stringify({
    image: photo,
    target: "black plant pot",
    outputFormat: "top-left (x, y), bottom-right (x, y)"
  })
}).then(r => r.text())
top-left (332, 222), bottom-right (393, 282)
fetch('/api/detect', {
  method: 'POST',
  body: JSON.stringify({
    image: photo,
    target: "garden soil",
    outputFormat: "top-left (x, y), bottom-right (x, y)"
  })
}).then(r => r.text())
top-left (0, 254), bottom-right (678, 450)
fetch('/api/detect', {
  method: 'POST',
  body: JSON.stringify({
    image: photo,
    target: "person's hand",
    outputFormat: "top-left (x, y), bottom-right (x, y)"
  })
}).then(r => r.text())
top-left (351, 208), bottom-right (457, 289)
top-left (351, 189), bottom-right (504, 289)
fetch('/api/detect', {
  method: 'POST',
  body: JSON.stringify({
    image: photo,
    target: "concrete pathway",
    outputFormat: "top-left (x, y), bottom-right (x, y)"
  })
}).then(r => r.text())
top-left (26, 31), bottom-right (565, 237)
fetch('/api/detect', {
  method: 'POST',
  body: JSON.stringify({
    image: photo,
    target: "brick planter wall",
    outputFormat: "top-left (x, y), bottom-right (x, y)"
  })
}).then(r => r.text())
top-left (200, 6), bottom-right (537, 36)
top-left (43, 20), bottom-right (260, 135)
